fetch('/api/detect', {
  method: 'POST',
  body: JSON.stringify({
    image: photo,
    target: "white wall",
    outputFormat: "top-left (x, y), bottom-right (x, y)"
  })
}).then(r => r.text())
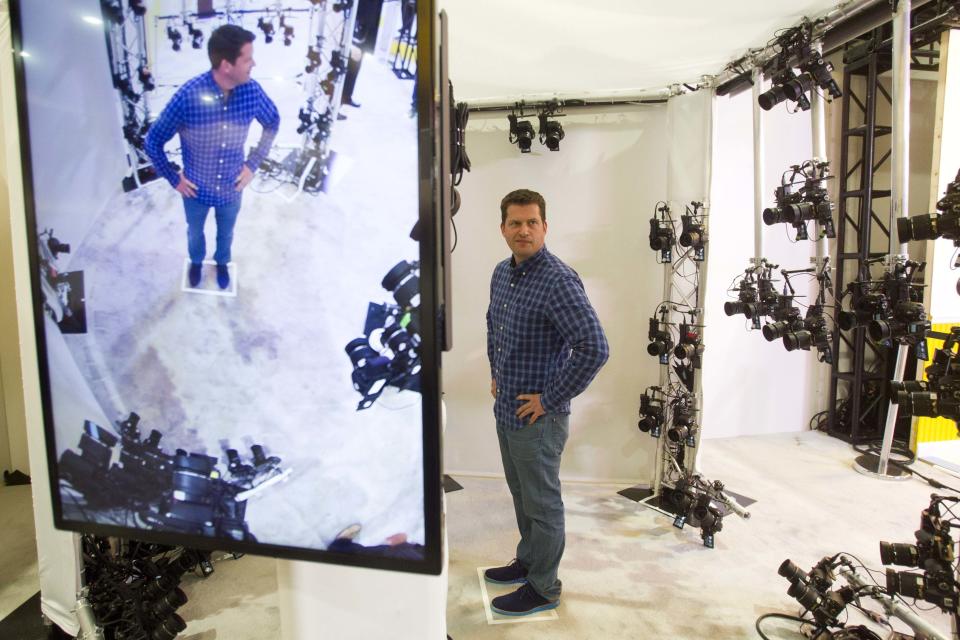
top-left (17, 0), bottom-right (127, 259)
top-left (443, 105), bottom-right (669, 482)
top-left (701, 89), bottom-right (821, 440)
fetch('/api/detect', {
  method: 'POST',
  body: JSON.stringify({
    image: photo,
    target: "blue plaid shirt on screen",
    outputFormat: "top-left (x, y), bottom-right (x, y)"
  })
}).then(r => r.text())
top-left (487, 246), bottom-right (609, 430)
top-left (144, 71), bottom-right (280, 207)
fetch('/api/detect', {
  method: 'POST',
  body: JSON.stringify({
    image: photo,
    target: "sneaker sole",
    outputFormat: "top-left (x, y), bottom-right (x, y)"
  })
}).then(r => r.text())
top-left (483, 576), bottom-right (527, 585)
top-left (491, 600), bottom-right (559, 616)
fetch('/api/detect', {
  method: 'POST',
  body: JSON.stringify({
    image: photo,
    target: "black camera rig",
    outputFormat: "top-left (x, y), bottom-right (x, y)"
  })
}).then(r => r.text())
top-left (898, 167), bottom-right (960, 294)
top-left (79, 535), bottom-right (228, 640)
top-left (58, 412), bottom-right (287, 541)
top-left (646, 303), bottom-right (705, 389)
top-left (662, 474), bottom-right (750, 549)
top-left (38, 228), bottom-right (87, 334)
top-left (678, 201), bottom-right (708, 261)
top-left (891, 326), bottom-right (960, 428)
top-left (725, 258), bottom-right (834, 364)
top-left (648, 201), bottom-right (676, 264)
top-left (345, 260), bottom-right (422, 410)
top-left (763, 160), bottom-right (836, 241)
top-left (763, 495), bottom-right (959, 640)
top-left (758, 21), bottom-right (842, 112)
top-left (838, 257), bottom-right (930, 361)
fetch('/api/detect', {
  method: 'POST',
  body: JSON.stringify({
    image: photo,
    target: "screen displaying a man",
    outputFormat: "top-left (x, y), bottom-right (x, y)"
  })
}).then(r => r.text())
top-left (145, 24), bottom-right (280, 290)
top-left (484, 189), bottom-right (609, 616)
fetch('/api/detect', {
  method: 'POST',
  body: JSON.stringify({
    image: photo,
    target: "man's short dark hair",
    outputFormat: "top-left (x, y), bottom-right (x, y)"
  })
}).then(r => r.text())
top-left (208, 24), bottom-right (256, 69)
top-left (500, 189), bottom-right (546, 225)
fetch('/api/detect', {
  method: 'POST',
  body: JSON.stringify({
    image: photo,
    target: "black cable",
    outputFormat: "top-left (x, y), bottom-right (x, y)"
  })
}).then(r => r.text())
top-left (755, 612), bottom-right (819, 640)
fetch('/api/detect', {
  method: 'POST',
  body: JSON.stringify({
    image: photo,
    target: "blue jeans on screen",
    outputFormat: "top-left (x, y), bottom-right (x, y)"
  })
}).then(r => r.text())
top-left (182, 196), bottom-right (242, 265)
top-left (496, 413), bottom-right (569, 601)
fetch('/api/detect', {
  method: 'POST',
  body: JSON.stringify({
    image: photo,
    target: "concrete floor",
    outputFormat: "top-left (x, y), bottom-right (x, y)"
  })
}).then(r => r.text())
top-left (4, 429), bottom-right (959, 639)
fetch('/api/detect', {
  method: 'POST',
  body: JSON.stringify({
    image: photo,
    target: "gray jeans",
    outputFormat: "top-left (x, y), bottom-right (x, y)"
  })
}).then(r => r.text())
top-left (496, 413), bottom-right (570, 601)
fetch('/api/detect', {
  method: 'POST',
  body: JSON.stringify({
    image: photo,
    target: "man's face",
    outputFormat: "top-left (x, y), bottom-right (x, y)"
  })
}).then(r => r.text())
top-left (223, 43), bottom-right (255, 86)
top-left (501, 203), bottom-right (547, 263)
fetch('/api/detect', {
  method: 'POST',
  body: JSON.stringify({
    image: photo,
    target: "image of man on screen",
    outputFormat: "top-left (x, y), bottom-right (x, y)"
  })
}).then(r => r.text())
top-left (484, 189), bottom-right (609, 616)
top-left (145, 24), bottom-right (280, 290)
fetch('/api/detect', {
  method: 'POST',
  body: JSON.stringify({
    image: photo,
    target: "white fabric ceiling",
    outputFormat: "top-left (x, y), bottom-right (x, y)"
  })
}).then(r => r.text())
top-left (438, 0), bottom-right (846, 101)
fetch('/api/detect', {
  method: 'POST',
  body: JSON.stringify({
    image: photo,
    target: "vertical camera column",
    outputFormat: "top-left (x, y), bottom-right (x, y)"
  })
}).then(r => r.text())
top-left (101, 0), bottom-right (156, 191)
top-left (294, 0), bottom-right (359, 192)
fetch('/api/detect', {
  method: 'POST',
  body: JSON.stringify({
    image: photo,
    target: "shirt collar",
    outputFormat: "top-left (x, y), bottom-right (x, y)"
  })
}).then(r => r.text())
top-left (510, 246), bottom-right (547, 273)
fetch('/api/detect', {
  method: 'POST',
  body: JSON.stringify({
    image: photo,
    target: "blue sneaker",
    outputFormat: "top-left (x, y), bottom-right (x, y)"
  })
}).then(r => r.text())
top-left (490, 583), bottom-right (559, 616)
top-left (216, 264), bottom-right (230, 290)
top-left (484, 559), bottom-right (527, 585)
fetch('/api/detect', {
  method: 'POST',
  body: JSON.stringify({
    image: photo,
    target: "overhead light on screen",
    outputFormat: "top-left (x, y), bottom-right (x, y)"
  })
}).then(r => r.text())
top-left (82, 15), bottom-right (104, 26)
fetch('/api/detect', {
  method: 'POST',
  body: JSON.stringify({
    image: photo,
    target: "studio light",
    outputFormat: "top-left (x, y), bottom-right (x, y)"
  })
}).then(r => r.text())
top-left (507, 114), bottom-right (535, 153)
top-left (538, 113), bottom-right (564, 151)
top-left (257, 17), bottom-right (275, 44)
top-left (305, 46), bottom-right (321, 73)
top-left (187, 22), bottom-right (204, 49)
top-left (166, 26), bottom-right (182, 52)
top-left (138, 65), bottom-right (155, 92)
top-left (281, 16), bottom-right (294, 46)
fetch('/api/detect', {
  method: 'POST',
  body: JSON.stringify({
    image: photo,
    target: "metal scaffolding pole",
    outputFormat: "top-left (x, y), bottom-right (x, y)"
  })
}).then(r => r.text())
top-left (752, 68), bottom-right (766, 265)
top-left (853, 0), bottom-right (911, 481)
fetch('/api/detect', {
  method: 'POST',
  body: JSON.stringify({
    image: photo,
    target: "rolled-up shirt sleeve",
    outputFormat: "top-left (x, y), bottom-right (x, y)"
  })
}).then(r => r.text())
top-left (539, 276), bottom-right (609, 412)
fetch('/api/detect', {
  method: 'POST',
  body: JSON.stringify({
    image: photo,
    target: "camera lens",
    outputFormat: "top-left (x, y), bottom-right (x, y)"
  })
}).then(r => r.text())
top-left (763, 207), bottom-right (788, 225)
top-left (783, 331), bottom-right (811, 352)
top-left (868, 320), bottom-right (892, 342)
top-left (667, 425), bottom-right (690, 443)
top-left (879, 541), bottom-right (919, 567)
top-left (674, 343), bottom-right (698, 360)
top-left (724, 301), bottom-right (740, 316)
top-left (762, 321), bottom-right (789, 342)
top-left (787, 581), bottom-right (821, 610)
top-left (150, 613), bottom-right (186, 640)
top-left (758, 85), bottom-right (789, 111)
top-left (679, 229), bottom-right (702, 248)
top-left (910, 392), bottom-right (937, 417)
top-left (779, 559), bottom-right (805, 583)
top-left (786, 202), bottom-right (815, 223)
top-left (647, 339), bottom-right (672, 356)
top-left (886, 568), bottom-right (925, 598)
top-left (783, 73), bottom-right (815, 101)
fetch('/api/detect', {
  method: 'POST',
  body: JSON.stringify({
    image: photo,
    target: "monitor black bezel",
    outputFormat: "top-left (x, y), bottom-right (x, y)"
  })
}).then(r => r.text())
top-left (8, 0), bottom-right (444, 576)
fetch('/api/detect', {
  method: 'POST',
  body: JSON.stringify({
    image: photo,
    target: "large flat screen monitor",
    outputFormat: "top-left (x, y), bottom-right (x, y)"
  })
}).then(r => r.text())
top-left (10, 0), bottom-right (443, 574)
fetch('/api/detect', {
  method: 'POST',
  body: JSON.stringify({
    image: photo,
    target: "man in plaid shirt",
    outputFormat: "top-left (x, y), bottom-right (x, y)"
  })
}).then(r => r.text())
top-left (484, 189), bottom-right (609, 616)
top-left (145, 24), bottom-right (280, 290)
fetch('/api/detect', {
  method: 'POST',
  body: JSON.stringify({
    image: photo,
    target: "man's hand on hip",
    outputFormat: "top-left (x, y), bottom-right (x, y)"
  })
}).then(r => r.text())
top-left (175, 172), bottom-right (198, 198)
top-left (491, 379), bottom-right (497, 399)
top-left (516, 393), bottom-right (545, 425)
top-left (235, 165), bottom-right (255, 192)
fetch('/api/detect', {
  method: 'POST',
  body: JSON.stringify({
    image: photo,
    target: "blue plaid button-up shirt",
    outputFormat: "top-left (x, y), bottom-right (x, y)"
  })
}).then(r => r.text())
top-left (487, 246), bottom-right (609, 430)
top-left (144, 71), bottom-right (280, 206)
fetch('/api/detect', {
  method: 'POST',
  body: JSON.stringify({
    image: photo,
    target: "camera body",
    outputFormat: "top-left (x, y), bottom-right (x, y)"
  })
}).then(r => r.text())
top-left (891, 326), bottom-right (960, 425)
top-left (839, 260), bottom-right (930, 359)
top-left (898, 168), bottom-right (960, 246)
top-left (880, 495), bottom-right (959, 614)
top-left (762, 160), bottom-right (835, 240)
top-left (638, 387), bottom-right (665, 438)
top-left (674, 323), bottom-right (704, 369)
top-left (782, 304), bottom-right (833, 364)
top-left (648, 206), bottom-right (675, 264)
top-left (647, 317), bottom-right (674, 364)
